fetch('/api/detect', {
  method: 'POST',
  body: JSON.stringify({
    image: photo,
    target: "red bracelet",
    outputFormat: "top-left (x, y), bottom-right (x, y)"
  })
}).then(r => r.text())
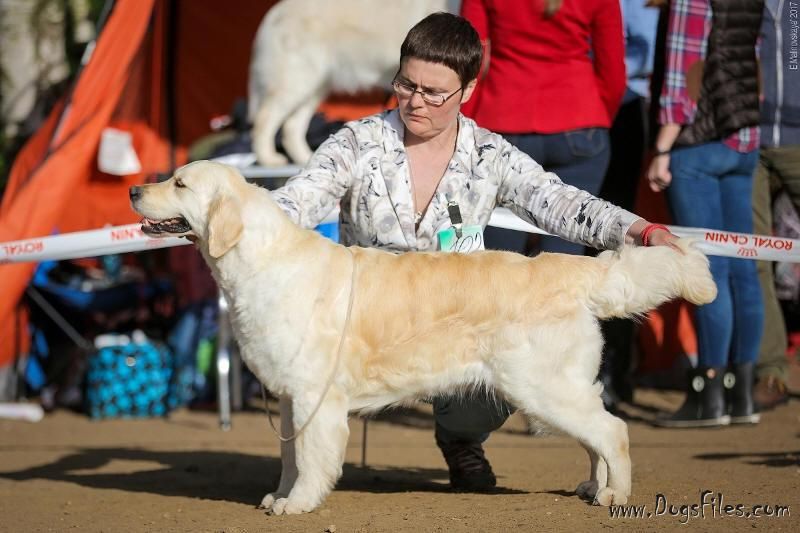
top-left (640, 223), bottom-right (670, 247)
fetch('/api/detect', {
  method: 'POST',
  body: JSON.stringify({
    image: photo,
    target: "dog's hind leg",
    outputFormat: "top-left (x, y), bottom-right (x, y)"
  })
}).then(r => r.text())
top-left (281, 86), bottom-right (327, 166)
top-left (499, 374), bottom-right (631, 506)
top-left (587, 412), bottom-right (630, 506)
top-left (575, 444), bottom-right (607, 501)
top-left (252, 94), bottom-right (293, 167)
top-left (259, 395), bottom-right (298, 510)
top-left (550, 399), bottom-right (629, 506)
top-left (252, 55), bottom-right (328, 167)
top-left (268, 388), bottom-right (350, 515)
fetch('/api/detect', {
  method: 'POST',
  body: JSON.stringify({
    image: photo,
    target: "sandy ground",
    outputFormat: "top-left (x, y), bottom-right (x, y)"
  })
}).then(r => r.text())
top-left (1, 364), bottom-right (799, 533)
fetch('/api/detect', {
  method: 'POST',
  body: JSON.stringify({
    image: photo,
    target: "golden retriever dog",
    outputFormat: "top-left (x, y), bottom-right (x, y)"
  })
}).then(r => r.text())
top-left (248, 0), bottom-right (459, 166)
top-left (129, 161), bottom-right (717, 515)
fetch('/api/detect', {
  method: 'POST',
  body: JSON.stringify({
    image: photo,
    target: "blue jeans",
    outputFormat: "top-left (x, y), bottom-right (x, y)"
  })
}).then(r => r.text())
top-left (485, 128), bottom-right (611, 255)
top-left (666, 142), bottom-right (763, 367)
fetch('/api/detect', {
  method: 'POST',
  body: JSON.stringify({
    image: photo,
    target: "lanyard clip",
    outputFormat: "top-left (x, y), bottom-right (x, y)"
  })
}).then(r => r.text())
top-left (447, 201), bottom-right (463, 238)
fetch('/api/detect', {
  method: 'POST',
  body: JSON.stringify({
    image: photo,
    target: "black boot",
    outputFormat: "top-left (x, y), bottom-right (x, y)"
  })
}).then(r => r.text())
top-left (435, 424), bottom-right (496, 491)
top-left (656, 367), bottom-right (730, 428)
top-left (724, 362), bottom-right (760, 425)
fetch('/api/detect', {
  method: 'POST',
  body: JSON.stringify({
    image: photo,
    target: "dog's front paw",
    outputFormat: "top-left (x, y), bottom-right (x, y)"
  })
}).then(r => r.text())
top-left (593, 487), bottom-right (628, 506)
top-left (258, 492), bottom-right (285, 511)
top-left (268, 496), bottom-right (316, 515)
top-left (575, 480), bottom-right (599, 500)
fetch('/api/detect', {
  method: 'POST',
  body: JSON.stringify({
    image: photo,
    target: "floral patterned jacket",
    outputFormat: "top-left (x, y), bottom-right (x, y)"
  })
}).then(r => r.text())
top-left (272, 110), bottom-right (640, 253)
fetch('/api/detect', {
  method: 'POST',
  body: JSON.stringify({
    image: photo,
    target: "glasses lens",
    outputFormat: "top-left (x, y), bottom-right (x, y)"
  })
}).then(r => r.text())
top-left (393, 81), bottom-right (411, 96)
top-left (421, 93), bottom-right (445, 106)
top-left (393, 80), bottom-right (447, 106)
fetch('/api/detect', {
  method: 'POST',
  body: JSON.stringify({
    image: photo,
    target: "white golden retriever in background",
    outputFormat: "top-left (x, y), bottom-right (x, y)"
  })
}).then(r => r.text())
top-left (248, 0), bottom-right (460, 166)
top-left (130, 161), bottom-right (717, 515)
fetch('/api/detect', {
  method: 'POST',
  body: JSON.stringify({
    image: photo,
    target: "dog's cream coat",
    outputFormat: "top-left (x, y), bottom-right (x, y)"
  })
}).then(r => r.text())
top-left (131, 161), bottom-right (717, 515)
top-left (248, 0), bottom-right (458, 166)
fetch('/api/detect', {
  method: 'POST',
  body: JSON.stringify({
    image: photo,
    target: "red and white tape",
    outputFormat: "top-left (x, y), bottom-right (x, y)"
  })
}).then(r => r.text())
top-left (668, 226), bottom-right (799, 262)
top-left (2, 208), bottom-right (798, 264)
top-left (0, 224), bottom-right (190, 264)
top-left (487, 208), bottom-right (800, 262)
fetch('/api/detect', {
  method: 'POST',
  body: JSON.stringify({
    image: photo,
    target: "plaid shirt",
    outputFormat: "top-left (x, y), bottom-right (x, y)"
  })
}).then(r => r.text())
top-left (659, 0), bottom-right (759, 152)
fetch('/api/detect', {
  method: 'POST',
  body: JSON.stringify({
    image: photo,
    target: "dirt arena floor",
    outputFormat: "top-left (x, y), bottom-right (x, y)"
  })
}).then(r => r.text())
top-left (2, 362), bottom-right (799, 533)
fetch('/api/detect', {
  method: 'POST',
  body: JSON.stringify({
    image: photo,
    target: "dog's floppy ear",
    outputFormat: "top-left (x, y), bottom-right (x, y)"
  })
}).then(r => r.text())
top-left (208, 195), bottom-right (243, 258)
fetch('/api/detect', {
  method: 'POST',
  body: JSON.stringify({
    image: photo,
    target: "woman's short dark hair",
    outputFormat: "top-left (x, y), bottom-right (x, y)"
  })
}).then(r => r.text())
top-left (400, 12), bottom-right (482, 87)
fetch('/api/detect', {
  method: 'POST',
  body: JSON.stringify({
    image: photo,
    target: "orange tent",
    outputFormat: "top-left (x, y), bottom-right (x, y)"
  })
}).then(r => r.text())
top-left (0, 0), bottom-right (387, 367)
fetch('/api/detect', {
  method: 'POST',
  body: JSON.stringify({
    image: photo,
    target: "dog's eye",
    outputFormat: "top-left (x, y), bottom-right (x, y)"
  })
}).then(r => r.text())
top-left (175, 180), bottom-right (186, 188)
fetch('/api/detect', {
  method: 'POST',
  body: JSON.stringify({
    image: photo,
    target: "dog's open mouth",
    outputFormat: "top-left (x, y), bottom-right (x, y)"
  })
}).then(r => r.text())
top-left (141, 217), bottom-right (192, 236)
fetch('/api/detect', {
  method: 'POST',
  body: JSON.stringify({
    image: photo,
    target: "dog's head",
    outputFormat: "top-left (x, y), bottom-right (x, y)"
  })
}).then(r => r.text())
top-left (129, 161), bottom-right (246, 258)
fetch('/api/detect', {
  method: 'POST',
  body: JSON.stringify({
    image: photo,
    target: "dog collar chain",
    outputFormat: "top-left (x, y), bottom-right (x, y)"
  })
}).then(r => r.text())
top-left (263, 248), bottom-right (358, 442)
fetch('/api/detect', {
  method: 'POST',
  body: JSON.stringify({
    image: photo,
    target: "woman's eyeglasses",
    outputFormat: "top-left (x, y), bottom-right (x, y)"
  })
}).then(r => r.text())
top-left (392, 79), bottom-right (463, 107)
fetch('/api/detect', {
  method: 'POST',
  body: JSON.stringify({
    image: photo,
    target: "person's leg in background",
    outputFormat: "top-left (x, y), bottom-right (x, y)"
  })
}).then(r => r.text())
top-left (720, 148), bottom-right (764, 424)
top-left (534, 128), bottom-right (612, 255)
top-left (599, 97), bottom-right (647, 211)
top-left (433, 395), bottom-right (515, 490)
top-left (773, 145), bottom-right (800, 364)
top-left (483, 133), bottom-right (546, 253)
top-left (658, 143), bottom-right (733, 427)
top-left (751, 147), bottom-right (790, 409)
top-left (597, 97), bottom-right (649, 410)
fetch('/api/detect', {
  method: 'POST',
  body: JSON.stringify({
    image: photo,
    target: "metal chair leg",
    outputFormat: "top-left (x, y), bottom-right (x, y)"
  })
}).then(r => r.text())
top-left (216, 290), bottom-right (232, 431)
top-left (361, 418), bottom-right (368, 467)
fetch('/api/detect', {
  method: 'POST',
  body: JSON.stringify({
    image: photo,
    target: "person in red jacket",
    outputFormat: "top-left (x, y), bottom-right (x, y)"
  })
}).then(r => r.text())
top-left (461, 0), bottom-right (626, 256)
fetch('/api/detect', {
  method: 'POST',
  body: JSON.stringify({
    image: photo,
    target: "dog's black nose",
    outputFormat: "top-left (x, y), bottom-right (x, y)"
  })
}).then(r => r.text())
top-left (129, 186), bottom-right (143, 201)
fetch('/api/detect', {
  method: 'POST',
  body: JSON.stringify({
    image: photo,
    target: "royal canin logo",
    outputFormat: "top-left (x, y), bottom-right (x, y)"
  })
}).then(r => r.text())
top-left (1, 241), bottom-right (44, 257)
top-left (705, 231), bottom-right (793, 251)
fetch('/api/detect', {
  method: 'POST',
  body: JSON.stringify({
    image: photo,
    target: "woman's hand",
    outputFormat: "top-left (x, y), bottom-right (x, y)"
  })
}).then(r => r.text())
top-left (647, 124), bottom-right (680, 193)
top-left (647, 154), bottom-right (672, 192)
top-left (646, 227), bottom-right (682, 252)
top-left (628, 220), bottom-right (683, 253)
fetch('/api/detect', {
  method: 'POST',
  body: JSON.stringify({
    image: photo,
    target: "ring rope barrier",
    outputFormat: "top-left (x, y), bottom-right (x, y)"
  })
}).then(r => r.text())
top-left (1, 207), bottom-right (798, 264)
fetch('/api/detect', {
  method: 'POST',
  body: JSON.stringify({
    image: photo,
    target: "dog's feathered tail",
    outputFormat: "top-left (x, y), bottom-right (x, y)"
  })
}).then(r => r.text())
top-left (585, 238), bottom-right (717, 320)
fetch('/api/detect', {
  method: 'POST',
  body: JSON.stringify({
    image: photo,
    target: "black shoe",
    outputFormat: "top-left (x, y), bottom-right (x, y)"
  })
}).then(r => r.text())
top-left (753, 375), bottom-right (789, 411)
top-left (435, 426), bottom-right (496, 491)
top-left (724, 363), bottom-right (760, 425)
top-left (656, 366), bottom-right (731, 428)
